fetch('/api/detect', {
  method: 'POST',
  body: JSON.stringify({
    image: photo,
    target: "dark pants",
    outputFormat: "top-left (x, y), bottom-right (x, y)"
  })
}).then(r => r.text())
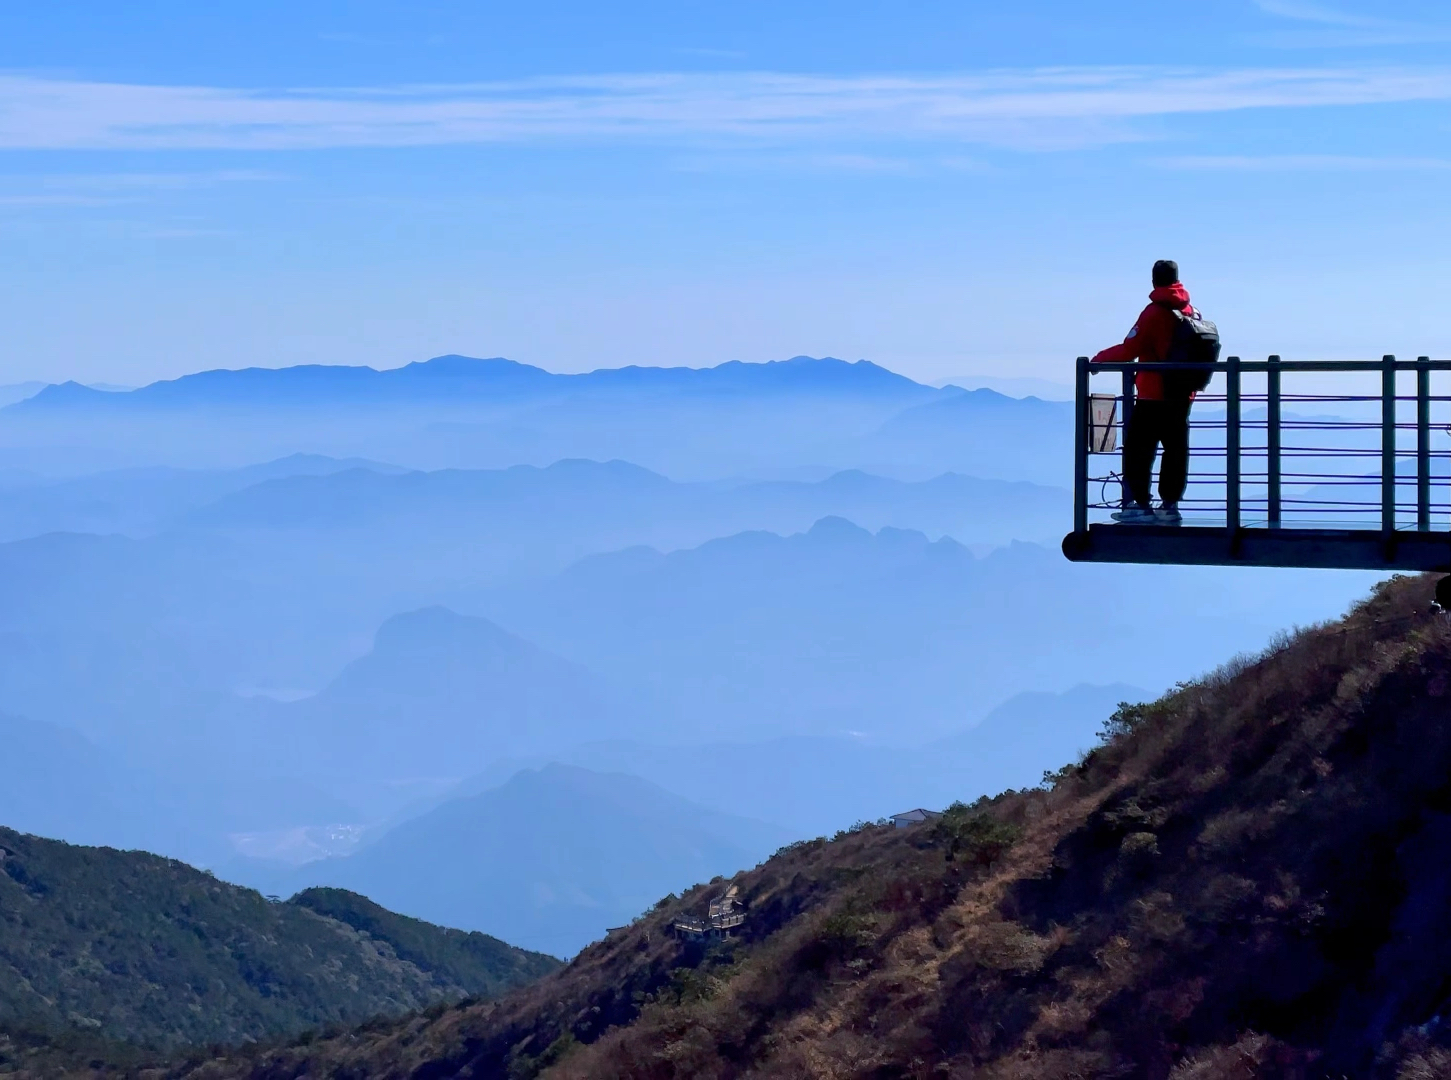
top-left (1124, 398), bottom-right (1191, 508)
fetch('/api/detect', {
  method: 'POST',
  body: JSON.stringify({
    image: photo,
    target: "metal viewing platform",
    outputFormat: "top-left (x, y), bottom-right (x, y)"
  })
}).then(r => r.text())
top-left (1062, 355), bottom-right (1451, 572)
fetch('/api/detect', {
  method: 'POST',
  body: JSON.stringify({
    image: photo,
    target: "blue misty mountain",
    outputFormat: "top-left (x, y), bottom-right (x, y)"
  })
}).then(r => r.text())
top-left (860, 386), bottom-right (1075, 485)
top-left (0, 528), bottom-right (371, 740)
top-left (0, 711), bottom-right (194, 853)
top-left (0, 453), bottom-right (405, 540)
top-left (926, 682), bottom-right (1147, 772)
top-left (0, 382), bottom-right (46, 408)
top-left (281, 606), bottom-right (641, 775)
top-left (0, 510), bottom-right (1381, 786)
top-left (0, 711), bottom-right (354, 866)
top-left (10, 355), bottom-right (938, 412)
top-left (479, 517), bottom-right (1381, 743)
top-left (271, 764), bottom-right (793, 958)
top-left (143, 605), bottom-right (648, 823)
top-left (183, 459), bottom-right (1066, 550)
top-left (189, 458), bottom-right (673, 529)
top-left (0, 358), bottom-right (1054, 481)
top-left (430, 683), bottom-right (1147, 837)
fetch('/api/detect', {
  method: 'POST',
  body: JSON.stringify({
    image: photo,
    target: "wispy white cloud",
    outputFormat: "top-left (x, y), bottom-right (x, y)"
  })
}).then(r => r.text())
top-left (1250, 0), bottom-right (1451, 46)
top-left (0, 67), bottom-right (1449, 153)
top-left (1156, 153), bottom-right (1451, 170)
top-left (1253, 1), bottom-right (1385, 29)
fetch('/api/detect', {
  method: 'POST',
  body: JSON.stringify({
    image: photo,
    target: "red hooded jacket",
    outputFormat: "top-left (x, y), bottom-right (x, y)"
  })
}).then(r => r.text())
top-left (1092, 282), bottom-right (1195, 401)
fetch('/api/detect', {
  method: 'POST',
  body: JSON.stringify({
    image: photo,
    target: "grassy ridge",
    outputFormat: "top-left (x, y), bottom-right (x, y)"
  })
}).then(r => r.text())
top-left (0, 829), bottom-right (558, 1056)
top-left (288, 888), bottom-right (559, 1000)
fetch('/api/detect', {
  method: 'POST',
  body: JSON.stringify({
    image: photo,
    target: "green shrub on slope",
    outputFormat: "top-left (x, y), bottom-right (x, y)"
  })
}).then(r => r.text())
top-left (0, 829), bottom-right (556, 1053)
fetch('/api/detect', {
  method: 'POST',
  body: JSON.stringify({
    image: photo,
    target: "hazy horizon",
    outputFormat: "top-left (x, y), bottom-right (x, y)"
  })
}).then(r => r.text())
top-left (0, 0), bottom-right (1433, 963)
top-left (4, 1), bottom-right (1451, 390)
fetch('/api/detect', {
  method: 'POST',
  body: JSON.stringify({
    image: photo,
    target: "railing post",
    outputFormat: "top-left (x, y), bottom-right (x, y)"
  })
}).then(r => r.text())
top-left (1075, 356), bottom-right (1089, 536)
top-left (1267, 354), bottom-right (1282, 528)
top-left (1382, 354), bottom-right (1397, 545)
top-left (1226, 356), bottom-right (1241, 537)
top-left (1120, 367), bottom-right (1135, 510)
top-left (1418, 356), bottom-right (1431, 532)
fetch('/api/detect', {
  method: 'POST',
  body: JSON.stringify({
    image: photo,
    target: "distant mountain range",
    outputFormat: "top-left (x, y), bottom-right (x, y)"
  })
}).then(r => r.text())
top-left (861, 387), bottom-right (1071, 486)
top-left (0, 513), bottom-right (1381, 835)
top-left (479, 517), bottom-right (1370, 743)
top-left (0, 452), bottom-right (405, 540)
top-left (0, 382), bottom-right (45, 409)
top-left (0, 710), bottom-right (362, 867)
top-left (431, 682), bottom-right (1147, 837)
top-left (0, 355), bottom-right (1067, 481)
top-left (186, 458), bottom-right (1068, 550)
top-left (9, 355), bottom-right (939, 412)
top-left (277, 606), bottom-right (640, 780)
top-left (257, 764), bottom-right (794, 958)
top-left (0, 825), bottom-right (557, 1050)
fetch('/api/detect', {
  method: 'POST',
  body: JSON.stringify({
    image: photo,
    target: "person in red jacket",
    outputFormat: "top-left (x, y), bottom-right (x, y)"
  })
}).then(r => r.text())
top-left (1093, 259), bottom-right (1196, 524)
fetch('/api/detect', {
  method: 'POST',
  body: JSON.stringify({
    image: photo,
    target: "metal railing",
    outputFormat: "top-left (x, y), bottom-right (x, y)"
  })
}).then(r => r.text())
top-left (1067, 355), bottom-right (1451, 571)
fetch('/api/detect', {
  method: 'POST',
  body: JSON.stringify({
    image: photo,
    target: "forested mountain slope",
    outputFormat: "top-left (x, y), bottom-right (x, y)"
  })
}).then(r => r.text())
top-left (0, 830), bottom-right (557, 1055)
top-left (154, 573), bottom-right (1451, 1080)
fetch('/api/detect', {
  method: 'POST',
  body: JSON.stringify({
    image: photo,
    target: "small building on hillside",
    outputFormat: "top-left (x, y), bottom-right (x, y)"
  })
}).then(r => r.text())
top-left (891, 808), bottom-right (944, 829)
top-left (673, 884), bottom-right (745, 942)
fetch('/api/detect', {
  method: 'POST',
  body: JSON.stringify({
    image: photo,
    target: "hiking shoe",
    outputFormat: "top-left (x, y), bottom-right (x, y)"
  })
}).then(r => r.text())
top-left (1112, 505), bottom-right (1156, 524)
top-left (1156, 503), bottom-right (1183, 525)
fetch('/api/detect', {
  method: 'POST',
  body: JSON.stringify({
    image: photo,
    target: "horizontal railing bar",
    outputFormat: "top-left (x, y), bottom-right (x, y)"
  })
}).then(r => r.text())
top-left (1089, 359), bottom-right (1451, 373)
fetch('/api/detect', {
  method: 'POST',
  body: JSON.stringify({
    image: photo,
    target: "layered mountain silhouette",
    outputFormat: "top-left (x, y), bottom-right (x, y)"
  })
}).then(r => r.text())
top-left (9, 355), bottom-right (936, 413)
top-left (0, 356), bottom-right (994, 478)
top-left (274, 764), bottom-right (793, 958)
top-left (860, 385), bottom-right (1073, 484)
top-left (0, 453), bottom-right (404, 541)
top-left (168, 574), bottom-right (1451, 1080)
top-left (0, 508), bottom-right (1379, 851)
top-left (0, 381), bottom-right (44, 409)
top-left (286, 606), bottom-right (635, 774)
top-left (481, 517), bottom-right (1375, 742)
top-left (184, 460), bottom-right (1066, 550)
top-left (0, 712), bottom-right (207, 858)
top-left (136, 606), bottom-right (648, 825)
top-left (439, 682), bottom-right (1146, 837)
top-left (0, 710), bottom-right (359, 867)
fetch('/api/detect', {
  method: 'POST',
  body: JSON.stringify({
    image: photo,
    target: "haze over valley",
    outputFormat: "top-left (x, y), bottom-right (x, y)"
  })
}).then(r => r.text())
top-left (0, 354), bottom-right (1382, 958)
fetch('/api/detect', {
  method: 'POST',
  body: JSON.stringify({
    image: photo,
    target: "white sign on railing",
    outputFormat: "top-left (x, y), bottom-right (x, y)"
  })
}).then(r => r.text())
top-left (1089, 394), bottom-right (1118, 454)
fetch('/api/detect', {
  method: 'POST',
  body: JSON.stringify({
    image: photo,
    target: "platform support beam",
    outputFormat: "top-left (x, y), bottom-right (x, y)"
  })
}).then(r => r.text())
top-left (1418, 356), bottom-right (1432, 532)
top-left (1383, 355), bottom-right (1397, 549)
top-left (1267, 354), bottom-right (1282, 528)
top-left (1074, 356), bottom-right (1089, 536)
top-left (1120, 367), bottom-right (1135, 510)
top-left (1226, 356), bottom-right (1241, 538)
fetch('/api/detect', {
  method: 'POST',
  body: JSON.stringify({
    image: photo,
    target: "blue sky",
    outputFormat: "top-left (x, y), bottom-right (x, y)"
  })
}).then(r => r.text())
top-left (1, 0), bottom-right (1450, 386)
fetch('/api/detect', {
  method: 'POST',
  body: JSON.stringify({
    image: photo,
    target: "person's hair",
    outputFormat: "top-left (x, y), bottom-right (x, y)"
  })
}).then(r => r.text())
top-left (1152, 260), bottom-right (1179, 288)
